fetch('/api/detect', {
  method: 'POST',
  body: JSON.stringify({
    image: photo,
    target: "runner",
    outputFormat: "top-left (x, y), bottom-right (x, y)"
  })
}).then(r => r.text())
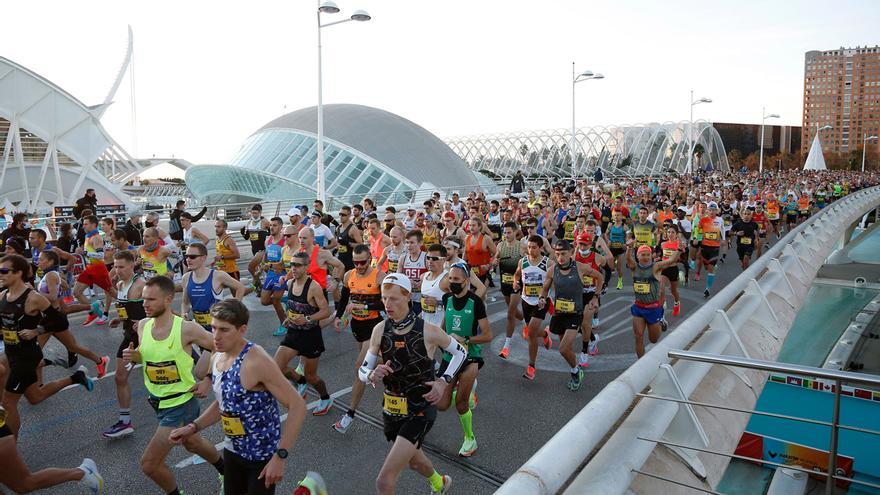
top-left (214, 218), bottom-right (242, 280)
top-left (243, 205), bottom-right (271, 290)
top-left (513, 235), bottom-right (553, 380)
top-left (656, 224), bottom-right (686, 317)
top-left (464, 217), bottom-right (497, 286)
top-left (573, 232), bottom-right (605, 367)
top-left (496, 222), bottom-right (524, 359)
top-left (297, 227), bottom-right (345, 299)
top-left (104, 250), bottom-right (147, 439)
top-left (139, 227), bottom-right (173, 280)
top-left (399, 230), bottom-right (428, 315)
top-left (604, 210), bottom-right (629, 290)
top-left (73, 214), bottom-right (116, 326)
top-left (419, 244), bottom-right (449, 329)
top-left (333, 244), bottom-right (386, 433)
top-left (274, 252), bottom-right (334, 416)
top-left (377, 226), bottom-right (406, 275)
top-left (179, 212), bottom-right (209, 248)
top-left (437, 263), bottom-right (492, 457)
top-left (1, 254), bottom-right (94, 437)
top-left (335, 205), bottom-right (363, 272)
top-left (542, 240), bottom-right (602, 390)
top-left (260, 218), bottom-right (288, 336)
top-left (168, 298), bottom-right (320, 495)
top-left (359, 273), bottom-right (465, 494)
top-left (698, 202), bottom-right (725, 298)
top-left (182, 242), bottom-right (246, 332)
top-left (122, 275), bottom-right (224, 495)
top-left (0, 409), bottom-right (104, 494)
top-left (367, 218), bottom-right (392, 271)
top-left (732, 207), bottom-right (760, 270)
top-left (626, 243), bottom-right (678, 357)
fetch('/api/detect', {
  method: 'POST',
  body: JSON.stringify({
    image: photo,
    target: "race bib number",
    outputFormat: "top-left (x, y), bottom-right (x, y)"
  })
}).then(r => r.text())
top-left (2, 327), bottom-right (19, 345)
top-left (420, 298), bottom-right (437, 314)
top-left (724, 219), bottom-right (731, 226)
top-left (194, 312), bottom-right (211, 325)
top-left (249, 232), bottom-right (259, 241)
top-left (663, 249), bottom-right (676, 259)
top-left (116, 304), bottom-right (129, 321)
top-left (704, 232), bottom-right (719, 241)
top-left (582, 275), bottom-right (593, 286)
top-left (383, 393), bottom-right (408, 416)
top-left (388, 261), bottom-right (398, 272)
top-left (471, 266), bottom-right (480, 276)
top-left (555, 298), bottom-right (576, 313)
top-left (740, 237), bottom-right (752, 245)
top-left (351, 306), bottom-right (371, 318)
top-left (524, 285), bottom-right (541, 297)
top-left (492, 231), bottom-right (500, 240)
top-left (286, 310), bottom-right (303, 323)
top-left (611, 242), bottom-right (624, 249)
top-left (221, 412), bottom-right (246, 438)
top-left (338, 245), bottom-right (348, 254)
top-left (501, 273), bottom-right (515, 285)
top-left (634, 282), bottom-right (651, 294)
top-left (145, 361), bottom-right (181, 384)
top-left (601, 216), bottom-right (610, 222)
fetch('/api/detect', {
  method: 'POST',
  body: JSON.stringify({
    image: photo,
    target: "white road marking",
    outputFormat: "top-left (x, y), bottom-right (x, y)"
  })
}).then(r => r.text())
top-left (59, 364), bottom-right (143, 392)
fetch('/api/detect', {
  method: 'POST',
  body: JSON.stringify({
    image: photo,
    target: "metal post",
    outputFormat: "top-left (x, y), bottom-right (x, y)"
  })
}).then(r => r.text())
top-left (316, 2), bottom-right (326, 203)
top-left (759, 106), bottom-right (765, 174)
top-left (571, 62), bottom-right (577, 182)
top-left (688, 90), bottom-right (693, 174)
top-left (826, 379), bottom-right (842, 495)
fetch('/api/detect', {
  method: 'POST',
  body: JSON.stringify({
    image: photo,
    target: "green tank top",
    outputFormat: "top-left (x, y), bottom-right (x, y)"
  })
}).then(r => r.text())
top-left (443, 294), bottom-right (481, 359)
top-left (140, 316), bottom-right (195, 408)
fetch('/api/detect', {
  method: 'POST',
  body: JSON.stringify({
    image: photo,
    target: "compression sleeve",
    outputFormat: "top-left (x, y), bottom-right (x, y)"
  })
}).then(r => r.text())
top-left (358, 351), bottom-right (379, 384)
top-left (336, 286), bottom-right (351, 318)
top-left (440, 338), bottom-right (467, 381)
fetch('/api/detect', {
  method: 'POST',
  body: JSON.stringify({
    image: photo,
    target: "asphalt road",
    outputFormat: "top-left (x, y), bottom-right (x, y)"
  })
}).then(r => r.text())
top-left (11, 246), bottom-right (750, 495)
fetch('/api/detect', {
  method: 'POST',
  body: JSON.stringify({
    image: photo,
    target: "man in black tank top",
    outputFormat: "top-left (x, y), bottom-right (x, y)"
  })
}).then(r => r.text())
top-left (335, 205), bottom-right (363, 271)
top-left (357, 273), bottom-right (466, 495)
top-left (0, 254), bottom-right (94, 437)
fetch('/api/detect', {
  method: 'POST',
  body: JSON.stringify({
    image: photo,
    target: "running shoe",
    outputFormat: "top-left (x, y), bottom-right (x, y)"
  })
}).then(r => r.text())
top-left (333, 413), bottom-right (354, 434)
top-left (543, 329), bottom-right (552, 350)
top-left (672, 301), bottom-right (681, 317)
top-left (71, 366), bottom-right (95, 391)
top-left (63, 296), bottom-right (74, 305)
top-left (312, 398), bottom-right (332, 416)
top-left (578, 352), bottom-right (590, 368)
top-left (498, 346), bottom-right (510, 359)
top-left (600, 286), bottom-right (608, 296)
top-left (616, 278), bottom-right (623, 290)
top-left (521, 325), bottom-right (529, 340)
top-left (695, 272), bottom-right (701, 281)
top-left (592, 316), bottom-right (599, 328)
top-left (588, 336), bottom-right (599, 356)
top-left (703, 289), bottom-right (710, 299)
top-left (272, 325), bottom-right (286, 337)
top-left (294, 471), bottom-right (328, 495)
top-left (95, 314), bottom-right (108, 325)
top-left (90, 301), bottom-right (102, 315)
top-left (522, 365), bottom-right (536, 380)
top-left (78, 458), bottom-right (104, 494)
top-left (68, 351), bottom-right (79, 368)
top-left (688, 259), bottom-right (696, 270)
top-left (296, 382), bottom-right (308, 399)
top-left (568, 369), bottom-right (584, 391)
top-left (96, 356), bottom-right (110, 379)
top-left (82, 313), bottom-right (100, 327)
top-left (660, 319), bottom-right (669, 333)
top-left (102, 420), bottom-right (134, 438)
top-left (459, 437), bottom-right (477, 457)
top-left (432, 475), bottom-right (452, 494)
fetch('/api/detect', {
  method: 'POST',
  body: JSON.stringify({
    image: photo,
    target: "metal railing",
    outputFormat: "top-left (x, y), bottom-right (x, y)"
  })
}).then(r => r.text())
top-left (632, 350), bottom-right (880, 495)
top-left (495, 185), bottom-right (880, 495)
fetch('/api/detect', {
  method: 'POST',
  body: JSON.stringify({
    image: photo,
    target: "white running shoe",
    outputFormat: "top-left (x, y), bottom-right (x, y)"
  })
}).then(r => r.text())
top-left (78, 458), bottom-right (104, 494)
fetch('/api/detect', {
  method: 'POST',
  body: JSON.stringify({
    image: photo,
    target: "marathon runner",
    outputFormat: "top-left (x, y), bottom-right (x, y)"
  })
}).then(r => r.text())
top-left (122, 275), bottom-right (223, 495)
top-left (74, 215), bottom-right (116, 326)
top-left (513, 235), bottom-right (553, 380)
top-left (732, 207), bottom-right (760, 270)
top-left (214, 218), bottom-right (242, 280)
top-left (139, 227), bottom-right (173, 280)
top-left (182, 242), bottom-right (246, 331)
top-left (656, 224), bottom-right (686, 317)
top-left (377, 226), bottom-right (406, 274)
top-left (332, 244), bottom-right (386, 433)
top-left (259, 218), bottom-right (288, 336)
top-left (698, 202), bottom-right (725, 298)
top-left (497, 222), bottom-right (524, 359)
top-left (605, 210), bottom-right (630, 290)
top-left (464, 217), bottom-right (497, 286)
top-left (574, 232), bottom-right (605, 366)
top-left (359, 273), bottom-right (465, 495)
top-left (274, 251), bottom-right (334, 416)
top-left (335, 205), bottom-right (363, 272)
top-left (419, 244), bottom-right (449, 329)
top-left (399, 230), bottom-right (428, 315)
top-left (243, 204), bottom-right (271, 290)
top-left (626, 242), bottom-right (678, 357)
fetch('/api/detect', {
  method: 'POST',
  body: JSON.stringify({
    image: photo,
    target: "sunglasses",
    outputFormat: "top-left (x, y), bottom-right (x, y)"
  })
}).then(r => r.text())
top-left (339, 213), bottom-right (349, 217)
top-left (0, 267), bottom-right (15, 274)
top-left (185, 254), bottom-right (204, 260)
top-left (353, 259), bottom-right (369, 266)
top-left (283, 234), bottom-right (293, 238)
top-left (426, 255), bottom-right (442, 261)
top-left (290, 262), bottom-right (306, 268)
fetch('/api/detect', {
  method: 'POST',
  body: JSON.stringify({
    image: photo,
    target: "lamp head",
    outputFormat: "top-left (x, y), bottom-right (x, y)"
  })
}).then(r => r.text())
top-left (578, 70), bottom-right (594, 78)
top-left (819, 125), bottom-right (833, 131)
top-left (350, 9), bottom-right (371, 21)
top-left (319, 1), bottom-right (341, 14)
top-left (766, 113), bottom-right (780, 119)
top-left (591, 73), bottom-right (605, 80)
top-left (867, 135), bottom-right (879, 141)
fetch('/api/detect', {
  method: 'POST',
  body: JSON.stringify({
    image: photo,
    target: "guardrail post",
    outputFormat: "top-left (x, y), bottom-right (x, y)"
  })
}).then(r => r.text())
top-left (781, 244), bottom-right (809, 283)
top-left (826, 378), bottom-right (842, 495)
top-left (652, 364), bottom-right (710, 480)
top-left (709, 310), bottom-right (754, 388)
top-left (766, 258), bottom-right (796, 304)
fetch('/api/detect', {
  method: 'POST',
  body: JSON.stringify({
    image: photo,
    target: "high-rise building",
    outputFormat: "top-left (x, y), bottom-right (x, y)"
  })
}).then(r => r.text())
top-left (802, 45), bottom-right (880, 158)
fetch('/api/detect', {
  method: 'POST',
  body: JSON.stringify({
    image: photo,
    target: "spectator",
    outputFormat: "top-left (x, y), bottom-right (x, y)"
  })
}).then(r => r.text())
top-left (312, 199), bottom-right (338, 228)
top-left (0, 213), bottom-right (31, 250)
top-left (73, 188), bottom-right (98, 219)
top-left (168, 199), bottom-right (208, 241)
top-left (121, 211), bottom-right (144, 246)
top-left (594, 167), bottom-right (604, 183)
top-left (511, 170), bottom-right (526, 193)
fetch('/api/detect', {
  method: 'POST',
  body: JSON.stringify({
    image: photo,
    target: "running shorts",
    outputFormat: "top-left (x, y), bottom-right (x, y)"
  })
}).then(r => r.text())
top-left (736, 244), bottom-right (755, 260)
top-left (549, 313), bottom-right (583, 335)
top-left (77, 263), bottom-right (112, 291)
top-left (223, 449), bottom-right (275, 495)
top-left (156, 396), bottom-right (200, 427)
top-left (383, 405), bottom-right (437, 448)
top-left (661, 266), bottom-right (679, 283)
top-left (700, 247), bottom-right (720, 265)
top-left (630, 304), bottom-right (664, 325)
top-left (521, 300), bottom-right (548, 323)
top-left (5, 353), bottom-right (43, 394)
top-left (438, 356), bottom-right (484, 378)
top-left (280, 327), bottom-right (325, 359)
top-left (350, 317), bottom-right (382, 343)
top-left (262, 271), bottom-right (286, 292)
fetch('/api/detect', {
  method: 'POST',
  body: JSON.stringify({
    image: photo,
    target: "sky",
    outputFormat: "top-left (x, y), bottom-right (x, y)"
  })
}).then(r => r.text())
top-left (3, 0), bottom-right (880, 178)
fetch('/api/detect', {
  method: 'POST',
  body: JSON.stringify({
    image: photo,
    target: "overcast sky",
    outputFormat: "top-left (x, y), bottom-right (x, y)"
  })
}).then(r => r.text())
top-left (4, 0), bottom-right (879, 177)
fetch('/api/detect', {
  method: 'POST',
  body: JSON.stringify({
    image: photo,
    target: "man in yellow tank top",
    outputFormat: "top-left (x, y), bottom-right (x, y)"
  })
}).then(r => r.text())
top-left (122, 275), bottom-right (223, 495)
top-left (213, 219), bottom-right (241, 280)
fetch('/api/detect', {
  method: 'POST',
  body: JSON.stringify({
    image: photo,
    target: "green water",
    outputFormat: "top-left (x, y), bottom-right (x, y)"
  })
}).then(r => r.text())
top-left (849, 225), bottom-right (880, 263)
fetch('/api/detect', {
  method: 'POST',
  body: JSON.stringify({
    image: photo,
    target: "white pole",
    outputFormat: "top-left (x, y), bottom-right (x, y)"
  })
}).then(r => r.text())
top-left (863, 133), bottom-right (868, 173)
top-left (687, 90), bottom-right (693, 174)
top-left (759, 106), bottom-right (765, 174)
top-left (571, 62), bottom-right (577, 182)
top-left (316, 3), bottom-right (326, 203)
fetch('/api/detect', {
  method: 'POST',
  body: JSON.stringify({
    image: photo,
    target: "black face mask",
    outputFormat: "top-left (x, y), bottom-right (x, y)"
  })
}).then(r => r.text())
top-left (145, 220), bottom-right (156, 228)
top-left (449, 282), bottom-right (466, 294)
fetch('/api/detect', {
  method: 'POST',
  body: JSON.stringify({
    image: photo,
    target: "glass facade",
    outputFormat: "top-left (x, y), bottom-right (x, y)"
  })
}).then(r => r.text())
top-left (188, 129), bottom-right (420, 206)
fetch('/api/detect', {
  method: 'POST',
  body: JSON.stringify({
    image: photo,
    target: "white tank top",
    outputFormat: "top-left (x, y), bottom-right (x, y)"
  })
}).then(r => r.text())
top-left (401, 251), bottom-right (427, 298)
top-left (521, 255), bottom-right (549, 306)
top-left (420, 270), bottom-right (447, 327)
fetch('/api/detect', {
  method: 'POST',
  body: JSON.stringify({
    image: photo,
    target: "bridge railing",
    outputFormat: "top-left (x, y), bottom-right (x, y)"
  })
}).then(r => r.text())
top-left (495, 185), bottom-right (880, 495)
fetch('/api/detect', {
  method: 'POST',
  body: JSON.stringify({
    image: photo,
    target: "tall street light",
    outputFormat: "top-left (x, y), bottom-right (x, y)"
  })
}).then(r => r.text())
top-left (316, 0), bottom-right (371, 203)
top-left (687, 90), bottom-right (712, 174)
top-left (570, 62), bottom-right (603, 181)
top-left (863, 133), bottom-right (879, 172)
top-left (758, 107), bottom-right (780, 173)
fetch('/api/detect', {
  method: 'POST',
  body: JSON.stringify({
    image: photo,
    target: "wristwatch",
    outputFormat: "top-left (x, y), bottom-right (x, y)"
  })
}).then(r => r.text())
top-left (275, 448), bottom-right (288, 459)
top-left (440, 374), bottom-right (453, 385)
top-left (305, 315), bottom-right (312, 323)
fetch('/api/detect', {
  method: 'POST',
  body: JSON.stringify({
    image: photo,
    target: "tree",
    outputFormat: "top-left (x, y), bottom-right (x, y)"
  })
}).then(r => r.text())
top-left (742, 151), bottom-right (760, 170)
top-left (727, 149), bottom-right (743, 168)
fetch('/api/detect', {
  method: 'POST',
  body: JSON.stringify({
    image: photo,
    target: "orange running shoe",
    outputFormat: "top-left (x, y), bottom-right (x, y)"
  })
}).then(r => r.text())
top-left (672, 301), bottom-right (681, 317)
top-left (523, 365), bottom-right (536, 380)
top-left (498, 347), bottom-right (510, 359)
top-left (543, 329), bottom-right (552, 350)
top-left (522, 325), bottom-right (529, 340)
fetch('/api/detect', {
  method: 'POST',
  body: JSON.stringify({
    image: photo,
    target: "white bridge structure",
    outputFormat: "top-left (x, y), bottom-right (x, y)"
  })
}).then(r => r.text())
top-left (445, 121), bottom-right (729, 179)
top-left (0, 27), bottom-right (188, 212)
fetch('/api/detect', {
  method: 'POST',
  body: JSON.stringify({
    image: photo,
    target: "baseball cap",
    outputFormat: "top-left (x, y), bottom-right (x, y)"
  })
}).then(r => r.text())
top-left (443, 212), bottom-right (456, 220)
top-left (577, 232), bottom-right (593, 245)
top-left (707, 201), bottom-right (719, 209)
top-left (443, 238), bottom-right (461, 249)
top-left (637, 245), bottom-right (652, 255)
top-left (382, 273), bottom-right (412, 293)
top-left (287, 206), bottom-right (302, 217)
top-left (310, 211), bottom-right (322, 218)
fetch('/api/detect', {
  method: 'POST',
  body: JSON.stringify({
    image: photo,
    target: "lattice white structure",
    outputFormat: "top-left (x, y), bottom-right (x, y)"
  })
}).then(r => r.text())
top-left (445, 121), bottom-right (730, 179)
top-left (0, 28), bottom-right (188, 211)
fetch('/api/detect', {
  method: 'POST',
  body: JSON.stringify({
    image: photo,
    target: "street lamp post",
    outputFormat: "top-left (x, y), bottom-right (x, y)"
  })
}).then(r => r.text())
top-left (758, 107), bottom-right (780, 173)
top-left (687, 90), bottom-right (712, 174)
top-left (316, 0), bottom-right (371, 203)
top-left (862, 133), bottom-right (879, 172)
top-left (570, 62), bottom-right (603, 182)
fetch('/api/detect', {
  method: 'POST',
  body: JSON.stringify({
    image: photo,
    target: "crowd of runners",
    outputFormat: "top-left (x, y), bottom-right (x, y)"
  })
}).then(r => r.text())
top-left (0, 169), bottom-right (877, 494)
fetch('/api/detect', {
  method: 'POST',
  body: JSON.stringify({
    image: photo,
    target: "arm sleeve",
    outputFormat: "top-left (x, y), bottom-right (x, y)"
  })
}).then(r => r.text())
top-left (440, 338), bottom-right (467, 380)
top-left (336, 286), bottom-right (351, 318)
top-left (358, 351), bottom-right (379, 383)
